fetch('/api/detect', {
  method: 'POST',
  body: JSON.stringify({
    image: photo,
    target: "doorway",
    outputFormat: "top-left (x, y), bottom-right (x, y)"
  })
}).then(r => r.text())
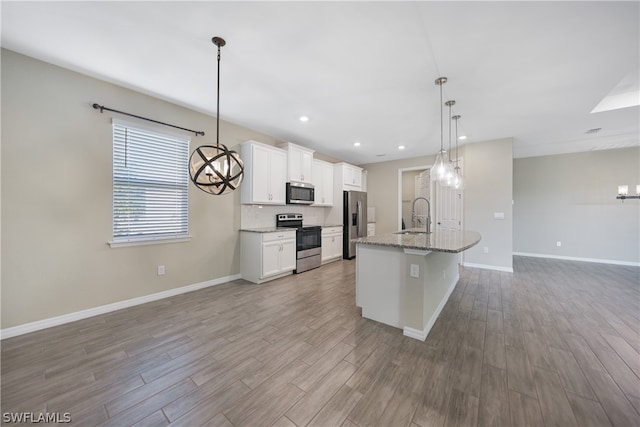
top-left (398, 166), bottom-right (430, 231)
top-left (397, 160), bottom-right (465, 262)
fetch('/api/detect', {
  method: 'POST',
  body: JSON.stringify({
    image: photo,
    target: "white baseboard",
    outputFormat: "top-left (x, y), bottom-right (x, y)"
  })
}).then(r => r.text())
top-left (462, 262), bottom-right (514, 273)
top-left (403, 273), bottom-right (459, 341)
top-left (0, 274), bottom-right (242, 340)
top-left (513, 252), bottom-right (640, 267)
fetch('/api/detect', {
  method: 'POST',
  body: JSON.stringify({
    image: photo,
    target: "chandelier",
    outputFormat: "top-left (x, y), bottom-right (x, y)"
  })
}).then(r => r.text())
top-left (189, 37), bottom-right (244, 195)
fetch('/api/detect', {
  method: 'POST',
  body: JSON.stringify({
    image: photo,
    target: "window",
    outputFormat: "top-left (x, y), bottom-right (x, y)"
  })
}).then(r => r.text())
top-left (111, 119), bottom-right (190, 246)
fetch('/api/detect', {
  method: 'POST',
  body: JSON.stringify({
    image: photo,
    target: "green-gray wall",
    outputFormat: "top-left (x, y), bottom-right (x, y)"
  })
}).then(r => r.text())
top-left (513, 148), bottom-right (640, 264)
top-left (363, 137), bottom-right (514, 272)
top-left (1, 49), bottom-right (285, 329)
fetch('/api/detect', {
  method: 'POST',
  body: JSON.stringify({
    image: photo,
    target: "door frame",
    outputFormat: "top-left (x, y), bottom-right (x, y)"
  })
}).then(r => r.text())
top-left (397, 165), bottom-right (432, 232)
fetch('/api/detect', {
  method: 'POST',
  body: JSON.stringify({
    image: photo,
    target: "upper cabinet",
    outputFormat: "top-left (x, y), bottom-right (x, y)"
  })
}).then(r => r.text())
top-left (279, 142), bottom-right (314, 184)
top-left (312, 159), bottom-right (334, 206)
top-left (240, 140), bottom-right (287, 205)
top-left (336, 162), bottom-right (363, 191)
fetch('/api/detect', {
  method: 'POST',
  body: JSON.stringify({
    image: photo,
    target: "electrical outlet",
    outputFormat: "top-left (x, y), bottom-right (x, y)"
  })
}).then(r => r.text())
top-left (483, 247), bottom-right (489, 254)
top-left (410, 264), bottom-right (419, 278)
top-left (556, 241), bottom-right (562, 247)
top-left (157, 265), bottom-right (165, 276)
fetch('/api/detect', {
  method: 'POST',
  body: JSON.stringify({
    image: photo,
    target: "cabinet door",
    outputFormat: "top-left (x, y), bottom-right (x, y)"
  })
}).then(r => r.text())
top-left (332, 235), bottom-right (343, 258)
top-left (352, 167), bottom-right (362, 187)
top-left (321, 163), bottom-right (334, 205)
top-left (262, 240), bottom-right (282, 278)
top-left (280, 239), bottom-right (297, 272)
top-left (289, 147), bottom-right (302, 183)
top-left (321, 234), bottom-right (332, 261)
top-left (252, 145), bottom-right (272, 204)
top-left (300, 150), bottom-right (313, 183)
top-left (343, 165), bottom-right (362, 189)
top-left (269, 149), bottom-right (287, 204)
top-left (312, 160), bottom-right (323, 206)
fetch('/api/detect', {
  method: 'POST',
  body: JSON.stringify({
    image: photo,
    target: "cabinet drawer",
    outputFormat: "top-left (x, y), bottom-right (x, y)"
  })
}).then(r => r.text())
top-left (322, 226), bottom-right (342, 235)
top-left (262, 231), bottom-right (296, 242)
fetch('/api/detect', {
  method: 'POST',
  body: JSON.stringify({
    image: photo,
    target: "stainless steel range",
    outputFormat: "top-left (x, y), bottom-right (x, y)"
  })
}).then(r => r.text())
top-left (276, 213), bottom-right (321, 273)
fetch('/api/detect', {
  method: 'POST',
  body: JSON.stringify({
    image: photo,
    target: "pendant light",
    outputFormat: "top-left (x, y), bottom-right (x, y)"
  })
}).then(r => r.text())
top-left (444, 99), bottom-right (456, 187)
top-left (431, 77), bottom-right (452, 182)
top-left (452, 114), bottom-right (464, 190)
top-left (189, 37), bottom-right (244, 195)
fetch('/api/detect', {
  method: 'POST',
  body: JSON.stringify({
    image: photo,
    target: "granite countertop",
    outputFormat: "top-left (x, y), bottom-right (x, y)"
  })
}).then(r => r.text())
top-left (241, 224), bottom-right (343, 233)
top-left (353, 228), bottom-right (481, 253)
top-left (239, 227), bottom-right (295, 233)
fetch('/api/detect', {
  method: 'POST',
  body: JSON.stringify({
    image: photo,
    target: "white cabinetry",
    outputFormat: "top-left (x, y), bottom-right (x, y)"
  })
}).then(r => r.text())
top-left (241, 141), bottom-right (287, 205)
top-left (312, 159), bottom-right (334, 206)
top-left (241, 230), bottom-right (296, 283)
top-left (321, 226), bottom-right (343, 263)
top-left (280, 142), bottom-right (314, 184)
top-left (335, 162), bottom-right (363, 191)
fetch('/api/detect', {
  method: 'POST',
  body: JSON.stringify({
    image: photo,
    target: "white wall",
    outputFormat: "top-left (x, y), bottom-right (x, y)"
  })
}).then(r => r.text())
top-left (513, 148), bottom-right (640, 265)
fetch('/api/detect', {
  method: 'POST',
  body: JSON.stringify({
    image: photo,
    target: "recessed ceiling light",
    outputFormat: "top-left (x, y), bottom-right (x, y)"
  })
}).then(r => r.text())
top-left (354, 141), bottom-right (361, 147)
top-left (398, 145), bottom-right (405, 150)
top-left (458, 135), bottom-right (467, 140)
top-left (299, 116), bottom-right (309, 122)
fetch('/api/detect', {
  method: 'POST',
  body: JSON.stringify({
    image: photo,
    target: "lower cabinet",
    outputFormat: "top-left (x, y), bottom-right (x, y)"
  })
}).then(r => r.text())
top-left (321, 226), bottom-right (343, 263)
top-left (241, 230), bottom-right (296, 283)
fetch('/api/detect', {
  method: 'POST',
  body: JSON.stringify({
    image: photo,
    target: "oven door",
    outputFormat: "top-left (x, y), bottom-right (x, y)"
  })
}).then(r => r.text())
top-left (297, 226), bottom-right (321, 251)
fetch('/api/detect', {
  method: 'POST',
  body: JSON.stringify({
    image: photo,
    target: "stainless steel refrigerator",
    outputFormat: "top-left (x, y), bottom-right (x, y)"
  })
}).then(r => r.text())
top-left (343, 190), bottom-right (367, 259)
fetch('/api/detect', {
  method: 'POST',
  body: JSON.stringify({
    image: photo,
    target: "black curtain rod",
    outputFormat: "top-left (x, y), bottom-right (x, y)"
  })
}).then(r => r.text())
top-left (92, 103), bottom-right (205, 136)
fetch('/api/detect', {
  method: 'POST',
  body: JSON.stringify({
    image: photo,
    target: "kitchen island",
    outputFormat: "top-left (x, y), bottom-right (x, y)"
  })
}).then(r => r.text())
top-left (353, 229), bottom-right (480, 341)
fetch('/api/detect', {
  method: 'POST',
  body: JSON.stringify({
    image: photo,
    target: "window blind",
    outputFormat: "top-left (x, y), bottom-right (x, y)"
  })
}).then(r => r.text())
top-left (112, 121), bottom-right (190, 243)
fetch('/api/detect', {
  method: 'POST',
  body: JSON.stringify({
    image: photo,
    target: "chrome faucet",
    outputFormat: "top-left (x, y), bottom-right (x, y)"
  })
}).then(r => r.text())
top-left (411, 197), bottom-right (431, 234)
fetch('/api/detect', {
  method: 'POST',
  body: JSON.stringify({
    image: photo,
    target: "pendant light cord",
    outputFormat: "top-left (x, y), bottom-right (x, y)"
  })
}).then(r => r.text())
top-left (216, 42), bottom-right (221, 148)
top-left (455, 117), bottom-right (459, 167)
top-left (448, 102), bottom-right (452, 158)
top-left (439, 82), bottom-right (444, 152)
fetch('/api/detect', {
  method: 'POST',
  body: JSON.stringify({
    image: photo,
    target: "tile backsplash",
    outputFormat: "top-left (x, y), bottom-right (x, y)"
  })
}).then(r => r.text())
top-left (241, 205), bottom-right (333, 228)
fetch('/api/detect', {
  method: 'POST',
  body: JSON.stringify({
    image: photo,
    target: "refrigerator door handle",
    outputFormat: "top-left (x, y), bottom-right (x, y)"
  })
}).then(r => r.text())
top-left (357, 200), bottom-right (363, 237)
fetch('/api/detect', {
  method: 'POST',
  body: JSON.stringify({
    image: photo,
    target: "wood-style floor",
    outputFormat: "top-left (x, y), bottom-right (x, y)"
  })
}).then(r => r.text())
top-left (2, 256), bottom-right (640, 426)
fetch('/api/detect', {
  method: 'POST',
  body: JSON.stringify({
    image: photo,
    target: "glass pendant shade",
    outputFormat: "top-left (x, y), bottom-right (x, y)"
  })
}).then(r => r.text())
top-left (618, 185), bottom-right (629, 196)
top-left (431, 149), bottom-right (451, 182)
top-left (189, 145), bottom-right (244, 195)
top-left (452, 166), bottom-right (464, 189)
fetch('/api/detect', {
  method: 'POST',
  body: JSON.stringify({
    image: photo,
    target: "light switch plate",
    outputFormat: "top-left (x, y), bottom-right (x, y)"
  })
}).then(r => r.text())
top-left (494, 212), bottom-right (505, 220)
top-left (410, 264), bottom-right (419, 278)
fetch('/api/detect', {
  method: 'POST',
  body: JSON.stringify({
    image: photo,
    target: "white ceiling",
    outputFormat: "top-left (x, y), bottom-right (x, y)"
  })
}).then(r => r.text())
top-left (2, 1), bottom-right (639, 164)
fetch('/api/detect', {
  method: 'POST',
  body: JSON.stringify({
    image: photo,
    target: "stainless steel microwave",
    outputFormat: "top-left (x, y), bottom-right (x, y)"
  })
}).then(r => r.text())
top-left (286, 182), bottom-right (315, 204)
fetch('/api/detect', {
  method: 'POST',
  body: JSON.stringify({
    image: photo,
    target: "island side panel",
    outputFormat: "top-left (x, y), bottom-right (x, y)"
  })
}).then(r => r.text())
top-left (356, 244), bottom-right (405, 328)
top-left (420, 251), bottom-right (460, 339)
